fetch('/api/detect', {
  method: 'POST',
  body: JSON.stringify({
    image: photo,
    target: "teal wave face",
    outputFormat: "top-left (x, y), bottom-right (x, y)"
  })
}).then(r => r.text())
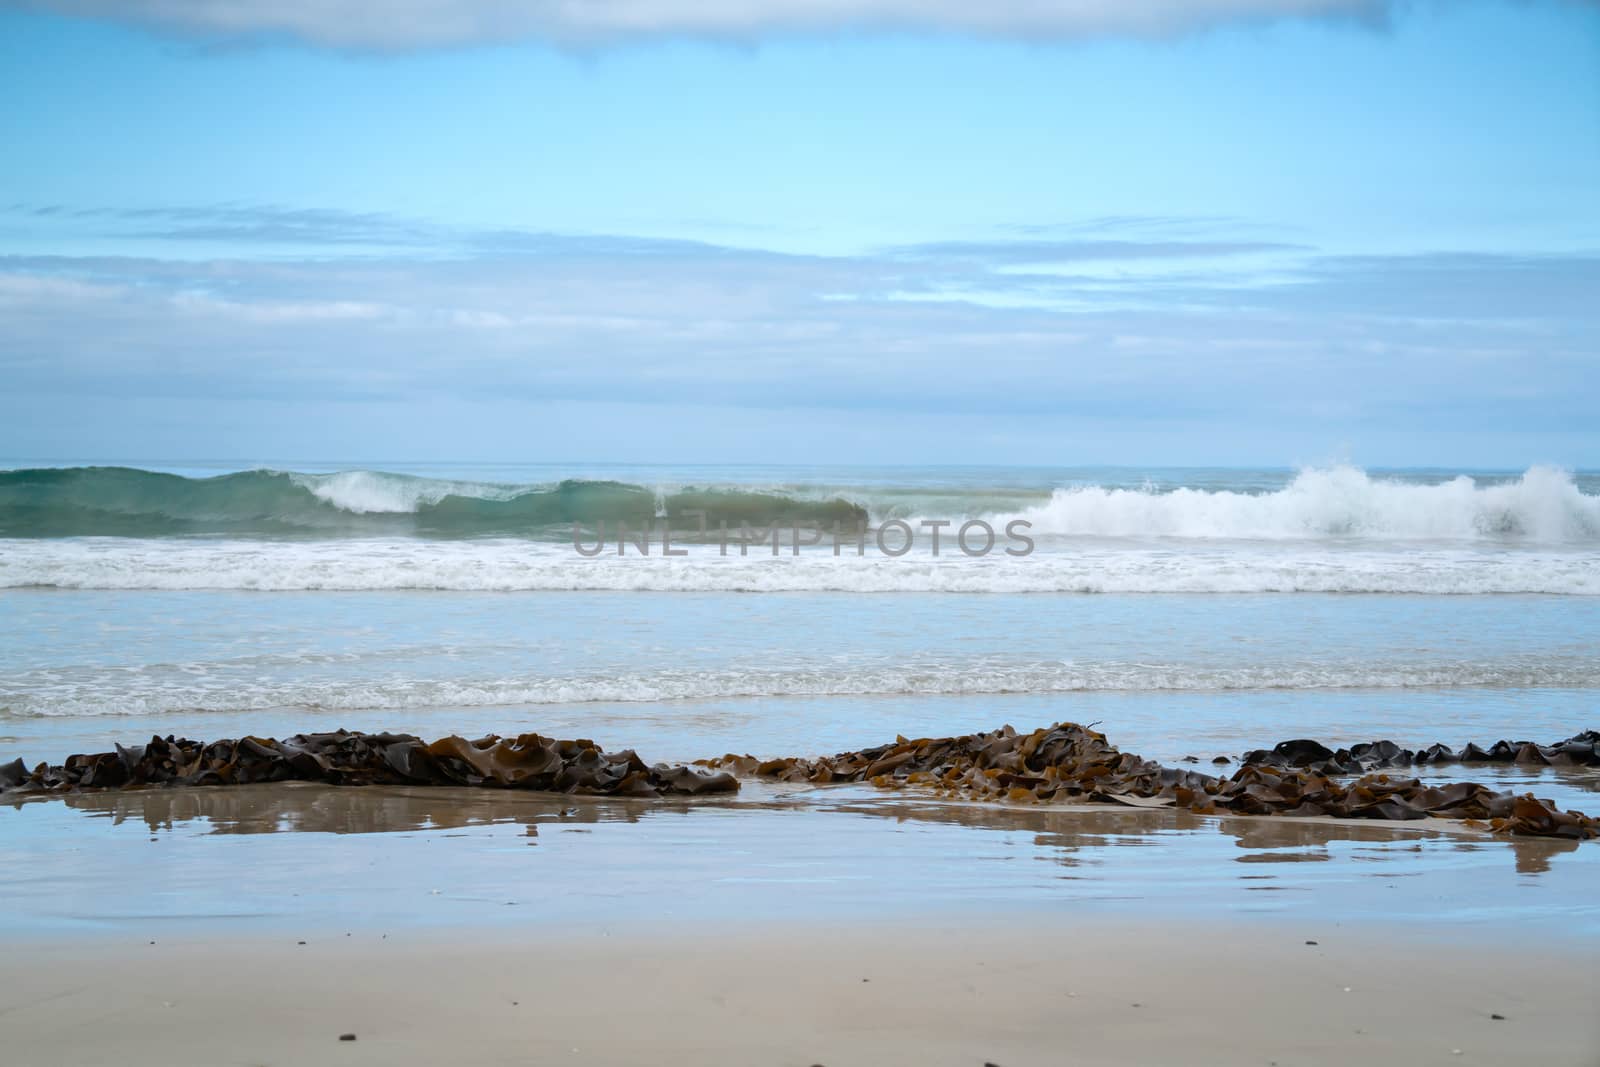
top-left (4, 464), bottom-right (1596, 542)
top-left (0, 467), bottom-right (869, 539)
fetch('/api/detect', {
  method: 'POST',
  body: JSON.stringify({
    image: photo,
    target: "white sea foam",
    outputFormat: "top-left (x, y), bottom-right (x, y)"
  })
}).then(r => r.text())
top-left (1, 539), bottom-right (1596, 593)
top-left (290, 470), bottom-right (521, 513)
top-left (260, 465), bottom-right (1600, 541)
top-left (1001, 465), bottom-right (1600, 541)
top-left (6, 658), bottom-right (1597, 719)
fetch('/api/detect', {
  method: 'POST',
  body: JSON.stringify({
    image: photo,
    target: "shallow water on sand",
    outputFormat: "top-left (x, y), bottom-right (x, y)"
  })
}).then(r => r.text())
top-left (4, 782), bottom-right (1597, 940)
top-left (3, 464), bottom-right (1598, 947)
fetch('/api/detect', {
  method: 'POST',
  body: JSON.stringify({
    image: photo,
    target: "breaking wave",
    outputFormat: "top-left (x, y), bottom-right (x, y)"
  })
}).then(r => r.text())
top-left (1005, 465), bottom-right (1600, 541)
top-left (0, 464), bottom-right (1595, 542)
top-left (0, 467), bottom-right (865, 538)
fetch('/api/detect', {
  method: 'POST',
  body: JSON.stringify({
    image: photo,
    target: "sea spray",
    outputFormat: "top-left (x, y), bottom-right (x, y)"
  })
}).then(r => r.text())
top-left (1001, 465), bottom-right (1599, 541)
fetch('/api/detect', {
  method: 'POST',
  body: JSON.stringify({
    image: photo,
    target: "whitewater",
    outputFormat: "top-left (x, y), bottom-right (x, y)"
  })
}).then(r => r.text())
top-left (1, 539), bottom-right (1596, 593)
top-left (3, 462), bottom-right (1597, 771)
top-left (1, 463), bottom-right (1596, 543)
top-left (0, 464), bottom-right (1597, 593)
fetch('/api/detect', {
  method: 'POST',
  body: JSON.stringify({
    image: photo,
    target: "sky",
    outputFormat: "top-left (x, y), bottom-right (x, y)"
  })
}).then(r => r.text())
top-left (0, 0), bottom-right (1597, 468)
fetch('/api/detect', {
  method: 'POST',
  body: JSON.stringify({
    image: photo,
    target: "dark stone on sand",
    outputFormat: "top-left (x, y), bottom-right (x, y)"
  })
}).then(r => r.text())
top-left (1238, 731), bottom-right (1600, 772)
top-left (1276, 739), bottom-right (1336, 764)
top-left (0, 758), bottom-right (27, 790)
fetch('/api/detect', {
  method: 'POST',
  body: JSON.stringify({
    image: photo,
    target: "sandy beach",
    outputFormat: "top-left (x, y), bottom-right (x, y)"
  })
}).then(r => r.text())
top-left (3, 779), bottom-right (1598, 1065)
top-left (4, 919), bottom-right (1595, 1067)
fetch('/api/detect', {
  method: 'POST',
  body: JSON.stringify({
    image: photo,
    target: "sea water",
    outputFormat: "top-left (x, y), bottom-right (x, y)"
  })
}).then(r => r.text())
top-left (1, 462), bottom-right (1596, 791)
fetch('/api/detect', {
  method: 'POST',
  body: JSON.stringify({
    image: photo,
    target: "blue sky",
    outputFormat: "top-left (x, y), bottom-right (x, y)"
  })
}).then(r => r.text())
top-left (1, 0), bottom-right (1597, 466)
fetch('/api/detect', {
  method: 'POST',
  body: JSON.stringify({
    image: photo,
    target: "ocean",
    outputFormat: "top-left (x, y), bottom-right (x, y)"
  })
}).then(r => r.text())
top-left (2, 461), bottom-right (1597, 812)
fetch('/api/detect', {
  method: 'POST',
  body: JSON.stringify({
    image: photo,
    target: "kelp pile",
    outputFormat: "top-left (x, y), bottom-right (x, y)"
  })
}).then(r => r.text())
top-left (1239, 732), bottom-right (1600, 774)
top-left (3, 722), bottom-right (1597, 840)
top-left (702, 723), bottom-right (1600, 840)
top-left (0, 730), bottom-right (738, 798)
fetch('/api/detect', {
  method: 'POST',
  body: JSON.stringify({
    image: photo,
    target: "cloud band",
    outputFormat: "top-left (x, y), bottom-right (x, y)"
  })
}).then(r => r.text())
top-left (11, 0), bottom-right (1398, 48)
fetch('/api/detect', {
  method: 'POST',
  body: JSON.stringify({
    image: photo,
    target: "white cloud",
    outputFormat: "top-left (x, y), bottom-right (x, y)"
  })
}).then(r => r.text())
top-left (171, 291), bottom-right (391, 323)
top-left (0, 236), bottom-right (1593, 432)
top-left (15, 0), bottom-right (1397, 48)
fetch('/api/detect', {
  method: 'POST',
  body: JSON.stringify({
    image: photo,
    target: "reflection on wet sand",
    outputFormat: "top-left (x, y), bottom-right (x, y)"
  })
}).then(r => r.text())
top-left (27, 778), bottom-right (1584, 876)
top-left (803, 792), bottom-right (1585, 876)
top-left (44, 782), bottom-right (650, 837)
top-left (1407, 762), bottom-right (1600, 800)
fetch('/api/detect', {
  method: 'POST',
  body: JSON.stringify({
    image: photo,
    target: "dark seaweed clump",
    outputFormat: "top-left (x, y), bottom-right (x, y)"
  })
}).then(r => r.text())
top-left (3, 723), bottom-right (1596, 840)
top-left (0, 730), bottom-right (738, 798)
top-left (702, 723), bottom-right (1600, 840)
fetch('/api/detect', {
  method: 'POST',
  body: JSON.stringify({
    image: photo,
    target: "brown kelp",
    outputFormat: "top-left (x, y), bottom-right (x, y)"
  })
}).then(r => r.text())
top-left (702, 723), bottom-right (1600, 840)
top-left (0, 730), bottom-right (739, 798)
top-left (3, 722), bottom-right (1596, 840)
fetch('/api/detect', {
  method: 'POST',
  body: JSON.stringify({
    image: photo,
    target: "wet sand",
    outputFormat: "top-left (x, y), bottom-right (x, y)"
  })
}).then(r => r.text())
top-left (2, 921), bottom-right (1595, 1067)
top-left (4, 783), bottom-right (1597, 932)
top-left (3, 783), bottom-right (1598, 1065)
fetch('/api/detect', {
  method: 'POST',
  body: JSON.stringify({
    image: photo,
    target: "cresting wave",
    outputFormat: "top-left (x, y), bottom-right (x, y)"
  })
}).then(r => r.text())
top-left (1009, 464), bottom-right (1600, 541)
top-left (6, 659), bottom-right (1599, 719)
top-left (2, 540), bottom-right (1596, 593)
top-left (0, 467), bottom-right (865, 538)
top-left (1, 464), bottom-right (1596, 542)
